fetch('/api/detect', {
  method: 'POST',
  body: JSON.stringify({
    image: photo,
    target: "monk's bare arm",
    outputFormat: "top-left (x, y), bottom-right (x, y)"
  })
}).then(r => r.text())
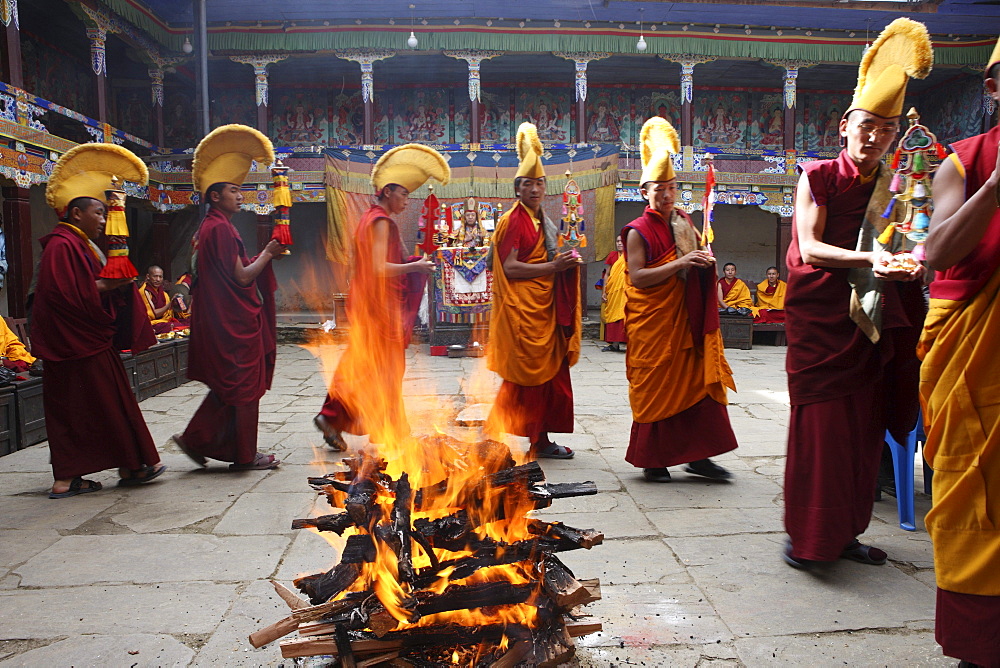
top-left (717, 281), bottom-right (726, 307)
top-left (369, 219), bottom-right (434, 277)
top-left (234, 238), bottom-right (284, 287)
top-left (794, 171), bottom-right (874, 268)
top-left (625, 228), bottom-right (714, 289)
top-left (501, 246), bottom-right (577, 279)
top-left (925, 149), bottom-right (1000, 270)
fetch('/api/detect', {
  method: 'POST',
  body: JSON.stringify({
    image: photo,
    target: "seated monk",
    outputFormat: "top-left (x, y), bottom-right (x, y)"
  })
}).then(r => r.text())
top-left (717, 262), bottom-right (753, 315)
top-left (138, 265), bottom-right (187, 334)
top-left (751, 266), bottom-right (786, 323)
top-left (0, 317), bottom-right (41, 375)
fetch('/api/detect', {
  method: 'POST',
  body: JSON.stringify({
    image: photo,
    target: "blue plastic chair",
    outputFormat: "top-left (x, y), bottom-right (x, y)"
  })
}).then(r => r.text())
top-left (884, 408), bottom-right (926, 532)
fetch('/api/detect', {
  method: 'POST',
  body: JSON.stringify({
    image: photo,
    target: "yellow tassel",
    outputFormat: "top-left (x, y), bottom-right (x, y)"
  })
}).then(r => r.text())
top-left (877, 224), bottom-right (896, 245)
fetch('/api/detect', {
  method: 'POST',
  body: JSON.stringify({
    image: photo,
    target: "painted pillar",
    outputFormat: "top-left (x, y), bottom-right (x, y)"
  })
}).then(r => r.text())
top-left (336, 49), bottom-right (395, 145)
top-left (87, 26), bottom-right (108, 123)
top-left (660, 55), bottom-right (716, 150)
top-left (766, 60), bottom-right (814, 153)
top-left (1, 0), bottom-right (23, 88)
top-left (444, 50), bottom-right (503, 145)
top-left (1, 186), bottom-right (32, 318)
top-left (148, 67), bottom-right (165, 146)
top-left (554, 52), bottom-right (611, 143)
top-left (230, 54), bottom-right (287, 134)
top-left (152, 212), bottom-right (171, 280)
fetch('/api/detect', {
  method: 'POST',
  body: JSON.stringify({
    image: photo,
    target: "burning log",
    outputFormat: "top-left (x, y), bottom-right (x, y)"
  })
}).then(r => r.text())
top-left (291, 512), bottom-right (355, 535)
top-left (254, 439), bottom-right (604, 664)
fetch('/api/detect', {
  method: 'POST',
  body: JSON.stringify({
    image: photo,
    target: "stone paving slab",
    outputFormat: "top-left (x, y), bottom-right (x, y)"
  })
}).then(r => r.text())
top-left (0, 341), bottom-right (948, 665)
top-left (0, 583), bottom-right (238, 638)
top-left (15, 535), bottom-right (289, 586)
top-left (670, 533), bottom-right (935, 638)
top-left (0, 633), bottom-right (196, 668)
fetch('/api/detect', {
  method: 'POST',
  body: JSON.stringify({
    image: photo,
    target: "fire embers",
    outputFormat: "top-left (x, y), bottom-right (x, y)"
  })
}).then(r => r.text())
top-left (250, 434), bottom-right (604, 666)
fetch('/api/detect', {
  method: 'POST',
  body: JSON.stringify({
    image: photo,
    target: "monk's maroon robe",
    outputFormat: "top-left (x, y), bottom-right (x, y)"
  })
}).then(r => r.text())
top-left (183, 207), bottom-right (276, 464)
top-left (784, 150), bottom-right (924, 561)
top-left (318, 205), bottom-right (425, 436)
top-left (32, 224), bottom-right (159, 479)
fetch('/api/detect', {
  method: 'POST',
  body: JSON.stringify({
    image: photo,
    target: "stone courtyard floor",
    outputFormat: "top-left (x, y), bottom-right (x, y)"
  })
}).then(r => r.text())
top-left (0, 340), bottom-right (944, 667)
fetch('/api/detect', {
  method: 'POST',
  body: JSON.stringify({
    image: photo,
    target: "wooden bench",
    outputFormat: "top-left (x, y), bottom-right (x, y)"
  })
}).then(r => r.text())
top-left (719, 313), bottom-right (753, 350)
top-left (752, 322), bottom-right (787, 346)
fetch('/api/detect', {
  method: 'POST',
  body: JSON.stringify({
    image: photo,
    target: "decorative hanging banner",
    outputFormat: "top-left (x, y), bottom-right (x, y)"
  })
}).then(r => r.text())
top-left (433, 246), bottom-right (493, 324)
top-left (877, 107), bottom-right (945, 262)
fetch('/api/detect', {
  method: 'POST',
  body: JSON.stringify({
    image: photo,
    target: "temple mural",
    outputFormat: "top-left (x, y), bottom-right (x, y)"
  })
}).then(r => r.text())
top-left (209, 87), bottom-right (256, 130)
top-left (454, 87), bottom-right (513, 144)
top-left (390, 88), bottom-right (449, 144)
top-left (586, 89), bottom-right (630, 144)
top-left (163, 90), bottom-right (197, 148)
top-left (693, 90), bottom-right (750, 151)
top-left (749, 93), bottom-right (785, 151)
top-left (271, 91), bottom-right (328, 145)
top-left (796, 93), bottom-right (845, 153)
top-left (919, 77), bottom-right (986, 145)
top-left (20, 35), bottom-right (95, 118)
top-left (515, 88), bottom-right (571, 142)
top-left (114, 86), bottom-right (151, 140)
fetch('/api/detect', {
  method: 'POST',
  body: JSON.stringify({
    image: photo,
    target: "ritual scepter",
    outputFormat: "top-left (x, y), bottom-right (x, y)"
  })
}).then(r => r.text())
top-left (271, 159), bottom-right (293, 254)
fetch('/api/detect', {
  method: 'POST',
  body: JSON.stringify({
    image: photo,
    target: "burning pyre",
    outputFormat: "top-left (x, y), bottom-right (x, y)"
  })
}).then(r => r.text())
top-left (251, 433), bottom-right (604, 666)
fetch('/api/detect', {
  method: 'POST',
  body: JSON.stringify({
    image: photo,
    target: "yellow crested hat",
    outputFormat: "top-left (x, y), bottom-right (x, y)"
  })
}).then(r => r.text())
top-left (988, 34), bottom-right (1000, 73)
top-left (515, 122), bottom-right (545, 179)
top-left (192, 124), bottom-right (274, 193)
top-left (848, 17), bottom-right (933, 119)
top-left (45, 143), bottom-right (148, 216)
top-left (371, 143), bottom-right (450, 192)
top-left (639, 117), bottom-right (680, 186)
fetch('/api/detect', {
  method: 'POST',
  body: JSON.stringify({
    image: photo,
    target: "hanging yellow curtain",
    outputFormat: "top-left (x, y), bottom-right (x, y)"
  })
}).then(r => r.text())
top-left (593, 183), bottom-right (617, 261)
top-left (325, 185), bottom-right (350, 264)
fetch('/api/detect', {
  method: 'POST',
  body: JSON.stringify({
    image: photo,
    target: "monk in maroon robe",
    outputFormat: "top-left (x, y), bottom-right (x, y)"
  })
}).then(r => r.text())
top-left (783, 117), bottom-right (925, 568)
top-left (33, 197), bottom-right (164, 498)
top-left (314, 188), bottom-right (431, 449)
top-left (176, 183), bottom-right (285, 470)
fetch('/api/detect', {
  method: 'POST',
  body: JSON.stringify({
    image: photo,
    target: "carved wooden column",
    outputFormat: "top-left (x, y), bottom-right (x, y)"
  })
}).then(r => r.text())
top-left (444, 51), bottom-right (503, 145)
top-left (1, 0), bottom-right (23, 88)
top-left (659, 56), bottom-right (715, 149)
top-left (767, 61), bottom-right (815, 152)
top-left (256, 214), bottom-right (272, 253)
top-left (335, 50), bottom-right (394, 145)
top-left (146, 56), bottom-right (184, 147)
top-left (984, 86), bottom-right (998, 133)
top-left (778, 216), bottom-right (793, 278)
top-left (2, 186), bottom-right (32, 318)
top-left (230, 54), bottom-right (287, 134)
top-left (151, 212), bottom-right (171, 279)
top-left (554, 52), bottom-right (610, 143)
top-left (80, 6), bottom-right (120, 125)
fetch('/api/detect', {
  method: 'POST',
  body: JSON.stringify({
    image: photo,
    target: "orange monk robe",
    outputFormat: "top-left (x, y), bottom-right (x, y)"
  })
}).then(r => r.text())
top-left (0, 317), bottom-right (34, 365)
top-left (750, 278), bottom-right (788, 322)
top-left (138, 281), bottom-right (175, 333)
top-left (750, 279), bottom-right (786, 318)
top-left (487, 201), bottom-right (581, 441)
top-left (623, 207), bottom-right (738, 468)
top-left (600, 254), bottom-right (627, 342)
top-left (719, 277), bottom-right (753, 309)
top-left (919, 264), bottom-right (1000, 598)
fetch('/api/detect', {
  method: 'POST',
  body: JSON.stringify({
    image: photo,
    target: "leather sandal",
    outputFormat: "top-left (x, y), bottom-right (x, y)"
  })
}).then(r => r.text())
top-left (534, 442), bottom-right (574, 459)
top-left (840, 540), bottom-right (887, 565)
top-left (229, 453), bottom-right (280, 471)
top-left (117, 464), bottom-right (167, 487)
top-left (49, 477), bottom-right (102, 499)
